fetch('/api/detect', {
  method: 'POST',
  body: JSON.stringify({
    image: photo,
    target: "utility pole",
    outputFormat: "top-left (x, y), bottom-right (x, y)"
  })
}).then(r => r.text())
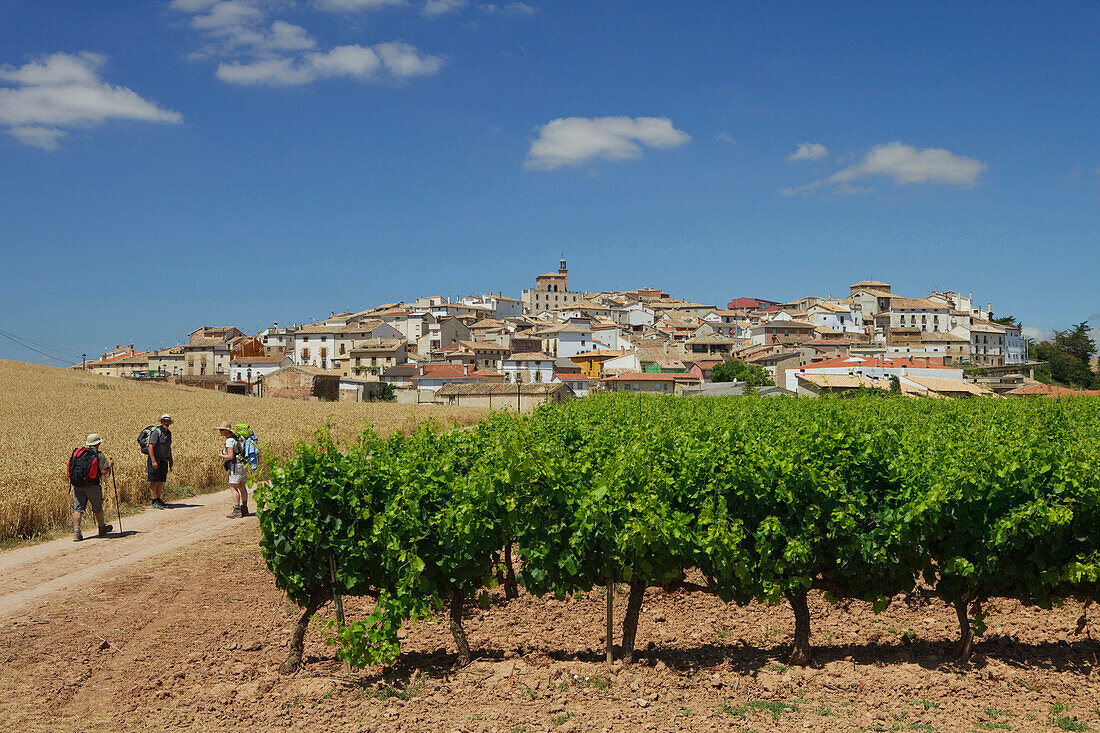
top-left (81, 353), bottom-right (86, 370)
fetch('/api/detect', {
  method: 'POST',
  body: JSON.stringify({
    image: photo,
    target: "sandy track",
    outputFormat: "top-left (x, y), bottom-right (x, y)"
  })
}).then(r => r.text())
top-left (0, 488), bottom-right (249, 619)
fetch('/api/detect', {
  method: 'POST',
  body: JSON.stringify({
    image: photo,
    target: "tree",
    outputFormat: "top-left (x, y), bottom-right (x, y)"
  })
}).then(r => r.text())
top-left (1054, 322), bottom-right (1096, 365)
top-left (1031, 321), bottom-right (1098, 388)
top-left (710, 359), bottom-right (774, 387)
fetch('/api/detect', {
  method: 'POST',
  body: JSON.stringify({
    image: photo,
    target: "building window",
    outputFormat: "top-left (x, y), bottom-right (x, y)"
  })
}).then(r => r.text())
top-left (301, 348), bottom-right (310, 361)
top-left (339, 344), bottom-right (346, 355)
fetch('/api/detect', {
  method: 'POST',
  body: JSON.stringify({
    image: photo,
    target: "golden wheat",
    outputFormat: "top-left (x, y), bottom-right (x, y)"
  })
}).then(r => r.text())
top-left (0, 359), bottom-right (488, 541)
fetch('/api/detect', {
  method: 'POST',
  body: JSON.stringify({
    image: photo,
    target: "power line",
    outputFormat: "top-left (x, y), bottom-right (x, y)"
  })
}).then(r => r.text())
top-left (0, 329), bottom-right (81, 364)
top-left (0, 328), bottom-right (84, 360)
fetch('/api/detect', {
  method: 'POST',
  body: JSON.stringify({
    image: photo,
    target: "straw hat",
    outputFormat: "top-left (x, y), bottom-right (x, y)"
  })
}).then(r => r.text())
top-left (85, 434), bottom-right (103, 447)
top-left (214, 421), bottom-right (234, 433)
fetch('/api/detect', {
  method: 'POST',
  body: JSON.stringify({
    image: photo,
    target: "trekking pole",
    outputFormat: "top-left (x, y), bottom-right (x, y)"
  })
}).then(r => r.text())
top-left (111, 468), bottom-right (123, 536)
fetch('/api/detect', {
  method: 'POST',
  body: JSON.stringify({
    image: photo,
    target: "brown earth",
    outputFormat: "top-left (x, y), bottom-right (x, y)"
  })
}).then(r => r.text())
top-left (0, 506), bottom-right (1098, 733)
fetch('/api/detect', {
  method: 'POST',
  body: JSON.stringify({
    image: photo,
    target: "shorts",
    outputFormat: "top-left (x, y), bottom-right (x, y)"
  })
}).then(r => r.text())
top-left (73, 483), bottom-right (104, 514)
top-left (228, 463), bottom-right (247, 485)
top-left (147, 457), bottom-right (169, 483)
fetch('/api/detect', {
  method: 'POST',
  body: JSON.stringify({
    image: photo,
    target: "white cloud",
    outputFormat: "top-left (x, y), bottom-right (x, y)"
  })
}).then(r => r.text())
top-left (173, 0), bottom-right (443, 86)
top-left (423, 0), bottom-right (467, 17)
top-left (307, 45), bottom-right (383, 79)
top-left (525, 116), bottom-right (690, 170)
top-left (786, 142), bottom-right (827, 161)
top-left (216, 42), bottom-right (443, 85)
top-left (6, 125), bottom-right (67, 150)
top-left (782, 141), bottom-right (986, 195)
top-left (715, 131), bottom-right (736, 145)
top-left (480, 2), bottom-right (536, 16)
top-left (1021, 326), bottom-right (1052, 343)
top-left (169, 0), bottom-right (221, 12)
top-left (314, 0), bottom-right (407, 11)
top-left (190, 0), bottom-right (264, 32)
top-left (0, 52), bottom-right (182, 150)
top-left (375, 41), bottom-right (445, 77)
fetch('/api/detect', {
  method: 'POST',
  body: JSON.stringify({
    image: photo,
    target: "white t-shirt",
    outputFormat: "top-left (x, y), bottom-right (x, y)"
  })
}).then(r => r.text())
top-left (226, 437), bottom-right (247, 481)
top-left (225, 437), bottom-right (245, 466)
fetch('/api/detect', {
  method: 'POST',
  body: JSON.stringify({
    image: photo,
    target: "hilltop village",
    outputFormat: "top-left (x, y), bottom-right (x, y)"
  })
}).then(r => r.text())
top-left (81, 261), bottom-right (1043, 408)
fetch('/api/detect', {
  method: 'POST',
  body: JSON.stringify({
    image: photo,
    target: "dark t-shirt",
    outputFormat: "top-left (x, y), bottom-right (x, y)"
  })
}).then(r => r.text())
top-left (148, 426), bottom-right (172, 460)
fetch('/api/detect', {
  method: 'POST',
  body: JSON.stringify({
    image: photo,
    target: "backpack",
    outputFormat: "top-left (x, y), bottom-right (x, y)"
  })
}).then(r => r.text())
top-left (137, 425), bottom-right (159, 454)
top-left (68, 447), bottom-right (100, 484)
top-left (233, 424), bottom-right (260, 470)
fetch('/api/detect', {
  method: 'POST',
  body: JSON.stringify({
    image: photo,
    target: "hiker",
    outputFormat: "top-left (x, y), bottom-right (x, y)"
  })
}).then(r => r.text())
top-left (146, 414), bottom-right (173, 509)
top-left (216, 421), bottom-right (249, 518)
top-left (69, 434), bottom-right (113, 542)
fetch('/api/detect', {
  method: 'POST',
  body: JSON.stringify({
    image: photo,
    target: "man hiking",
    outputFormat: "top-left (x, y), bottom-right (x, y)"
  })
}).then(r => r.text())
top-left (216, 422), bottom-right (250, 518)
top-left (69, 434), bottom-right (113, 542)
top-left (147, 414), bottom-right (173, 509)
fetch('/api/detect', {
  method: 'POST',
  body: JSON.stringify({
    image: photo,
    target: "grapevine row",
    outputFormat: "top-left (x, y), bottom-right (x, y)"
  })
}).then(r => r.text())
top-left (256, 394), bottom-right (1100, 672)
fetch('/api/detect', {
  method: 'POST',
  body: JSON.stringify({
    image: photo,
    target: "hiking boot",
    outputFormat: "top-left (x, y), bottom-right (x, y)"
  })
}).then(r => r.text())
top-left (226, 505), bottom-right (243, 519)
top-left (152, 499), bottom-right (166, 509)
top-left (73, 528), bottom-right (83, 542)
top-left (240, 504), bottom-right (250, 517)
top-left (98, 524), bottom-right (112, 537)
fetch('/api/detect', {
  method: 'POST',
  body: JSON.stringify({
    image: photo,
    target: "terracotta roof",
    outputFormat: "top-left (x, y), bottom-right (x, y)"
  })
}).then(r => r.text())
top-left (230, 355), bottom-right (287, 364)
top-left (891, 297), bottom-right (950, 310)
top-left (852, 287), bottom-right (896, 298)
top-left (295, 320), bottom-right (385, 335)
top-left (921, 332), bottom-right (969, 342)
top-left (381, 365), bottom-right (418, 377)
top-left (418, 365), bottom-right (470, 379)
top-left (436, 383), bottom-right (571, 396)
top-left (276, 365), bottom-right (336, 376)
top-left (970, 321), bottom-right (1007, 334)
top-left (350, 339), bottom-right (406, 353)
top-left (905, 376), bottom-right (990, 396)
top-left (759, 320), bottom-right (816, 329)
top-left (810, 301), bottom-right (851, 313)
top-left (184, 337), bottom-right (228, 348)
top-left (797, 356), bottom-right (953, 370)
top-left (534, 325), bottom-right (591, 335)
top-left (468, 370), bottom-right (505, 379)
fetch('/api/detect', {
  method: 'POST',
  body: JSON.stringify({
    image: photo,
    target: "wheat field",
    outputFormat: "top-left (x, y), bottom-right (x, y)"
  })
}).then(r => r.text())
top-left (0, 359), bottom-right (488, 541)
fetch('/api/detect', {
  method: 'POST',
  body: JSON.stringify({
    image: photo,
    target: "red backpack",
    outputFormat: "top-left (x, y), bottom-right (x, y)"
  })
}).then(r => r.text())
top-left (68, 447), bottom-right (100, 483)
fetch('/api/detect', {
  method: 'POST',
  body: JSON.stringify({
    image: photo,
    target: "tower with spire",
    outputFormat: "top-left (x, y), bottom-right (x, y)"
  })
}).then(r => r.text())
top-left (521, 255), bottom-right (580, 314)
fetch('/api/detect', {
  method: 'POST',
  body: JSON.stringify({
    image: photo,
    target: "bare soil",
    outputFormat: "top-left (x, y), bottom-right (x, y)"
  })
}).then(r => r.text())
top-left (1, 510), bottom-right (1097, 733)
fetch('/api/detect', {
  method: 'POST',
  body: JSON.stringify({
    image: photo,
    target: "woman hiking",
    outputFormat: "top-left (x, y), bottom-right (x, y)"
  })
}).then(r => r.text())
top-left (215, 422), bottom-right (249, 518)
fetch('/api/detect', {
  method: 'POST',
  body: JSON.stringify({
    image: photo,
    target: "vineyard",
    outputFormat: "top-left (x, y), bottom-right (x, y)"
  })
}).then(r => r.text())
top-left (0, 359), bottom-right (487, 541)
top-left (259, 393), bottom-right (1100, 673)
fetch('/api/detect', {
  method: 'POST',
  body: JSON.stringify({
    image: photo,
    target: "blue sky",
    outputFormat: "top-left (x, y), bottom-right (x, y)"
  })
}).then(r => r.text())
top-left (2, 1), bottom-right (1098, 364)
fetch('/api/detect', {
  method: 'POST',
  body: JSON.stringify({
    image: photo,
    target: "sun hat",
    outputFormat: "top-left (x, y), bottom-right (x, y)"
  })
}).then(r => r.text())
top-left (85, 434), bottom-right (103, 447)
top-left (160, 414), bottom-right (173, 422)
top-left (215, 421), bottom-right (234, 433)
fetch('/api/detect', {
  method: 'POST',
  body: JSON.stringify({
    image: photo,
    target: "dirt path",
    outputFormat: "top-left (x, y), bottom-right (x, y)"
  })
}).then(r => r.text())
top-left (0, 488), bottom-right (248, 619)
